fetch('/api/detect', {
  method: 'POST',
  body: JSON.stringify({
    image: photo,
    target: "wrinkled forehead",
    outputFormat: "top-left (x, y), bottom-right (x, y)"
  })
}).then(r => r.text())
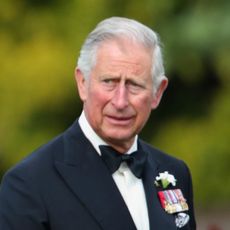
top-left (92, 38), bottom-right (153, 80)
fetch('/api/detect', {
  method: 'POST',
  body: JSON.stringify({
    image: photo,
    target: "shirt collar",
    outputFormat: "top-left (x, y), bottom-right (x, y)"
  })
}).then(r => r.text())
top-left (78, 111), bottom-right (138, 155)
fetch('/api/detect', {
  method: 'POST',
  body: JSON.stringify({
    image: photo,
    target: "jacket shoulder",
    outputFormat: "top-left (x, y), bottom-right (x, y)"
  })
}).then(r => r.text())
top-left (140, 140), bottom-right (185, 165)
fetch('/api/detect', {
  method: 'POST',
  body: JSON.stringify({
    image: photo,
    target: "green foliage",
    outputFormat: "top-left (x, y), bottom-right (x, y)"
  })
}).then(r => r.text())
top-left (0, 0), bottom-right (230, 208)
top-left (152, 86), bottom-right (230, 207)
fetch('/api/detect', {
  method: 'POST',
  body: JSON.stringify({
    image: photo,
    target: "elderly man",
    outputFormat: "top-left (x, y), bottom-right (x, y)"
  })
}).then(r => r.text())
top-left (0, 17), bottom-right (196, 229)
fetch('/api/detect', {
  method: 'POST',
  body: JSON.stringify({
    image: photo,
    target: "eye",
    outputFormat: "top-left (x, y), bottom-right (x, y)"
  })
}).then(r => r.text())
top-left (103, 79), bottom-right (114, 84)
top-left (101, 78), bottom-right (117, 89)
top-left (126, 80), bottom-right (144, 93)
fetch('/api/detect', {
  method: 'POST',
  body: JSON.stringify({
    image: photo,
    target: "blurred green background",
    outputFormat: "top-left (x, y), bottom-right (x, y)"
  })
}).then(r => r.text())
top-left (1, 0), bottom-right (230, 228)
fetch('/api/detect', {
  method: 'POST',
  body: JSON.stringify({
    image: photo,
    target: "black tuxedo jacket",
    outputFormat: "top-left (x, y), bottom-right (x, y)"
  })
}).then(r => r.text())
top-left (0, 119), bottom-right (196, 229)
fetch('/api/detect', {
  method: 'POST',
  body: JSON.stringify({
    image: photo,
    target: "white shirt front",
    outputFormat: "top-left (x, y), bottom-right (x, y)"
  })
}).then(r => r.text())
top-left (79, 111), bottom-right (150, 230)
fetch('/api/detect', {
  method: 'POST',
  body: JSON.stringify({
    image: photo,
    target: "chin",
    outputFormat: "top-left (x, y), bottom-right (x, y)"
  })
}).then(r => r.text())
top-left (104, 131), bottom-right (135, 143)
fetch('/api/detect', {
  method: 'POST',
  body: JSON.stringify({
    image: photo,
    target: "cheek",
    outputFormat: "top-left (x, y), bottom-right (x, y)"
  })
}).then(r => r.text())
top-left (135, 96), bottom-right (153, 117)
top-left (137, 94), bottom-right (153, 107)
top-left (84, 91), bottom-right (106, 127)
top-left (87, 89), bottom-right (109, 111)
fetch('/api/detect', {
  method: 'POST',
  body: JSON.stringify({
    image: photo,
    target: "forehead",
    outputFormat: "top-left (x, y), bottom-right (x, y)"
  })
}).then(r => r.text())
top-left (95, 38), bottom-right (152, 75)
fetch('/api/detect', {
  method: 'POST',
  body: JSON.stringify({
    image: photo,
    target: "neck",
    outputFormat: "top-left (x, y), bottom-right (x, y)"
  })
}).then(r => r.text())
top-left (105, 138), bottom-right (135, 154)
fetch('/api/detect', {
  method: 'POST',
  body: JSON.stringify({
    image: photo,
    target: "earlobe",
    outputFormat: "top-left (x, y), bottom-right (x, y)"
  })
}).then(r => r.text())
top-left (74, 68), bottom-right (87, 101)
top-left (151, 77), bottom-right (168, 109)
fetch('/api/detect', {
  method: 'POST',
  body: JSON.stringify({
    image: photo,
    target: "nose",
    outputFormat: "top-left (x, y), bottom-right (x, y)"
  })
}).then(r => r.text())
top-left (111, 83), bottom-right (129, 110)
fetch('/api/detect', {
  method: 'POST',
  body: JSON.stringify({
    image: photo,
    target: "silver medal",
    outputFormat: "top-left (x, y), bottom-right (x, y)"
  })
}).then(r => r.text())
top-left (175, 212), bottom-right (190, 228)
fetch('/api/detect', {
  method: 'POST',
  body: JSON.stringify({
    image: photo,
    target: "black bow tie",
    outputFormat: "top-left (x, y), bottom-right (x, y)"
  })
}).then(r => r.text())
top-left (99, 145), bottom-right (147, 178)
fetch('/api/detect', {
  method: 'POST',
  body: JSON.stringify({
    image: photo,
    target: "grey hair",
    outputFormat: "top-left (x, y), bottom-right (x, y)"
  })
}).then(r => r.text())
top-left (77, 17), bottom-right (166, 94)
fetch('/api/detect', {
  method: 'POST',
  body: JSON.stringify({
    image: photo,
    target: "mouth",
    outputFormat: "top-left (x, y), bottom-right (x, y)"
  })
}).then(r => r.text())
top-left (105, 115), bottom-right (134, 126)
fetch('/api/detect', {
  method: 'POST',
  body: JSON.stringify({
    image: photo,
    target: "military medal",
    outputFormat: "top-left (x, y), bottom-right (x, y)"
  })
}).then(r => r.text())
top-left (175, 212), bottom-right (190, 228)
top-left (158, 189), bottom-right (189, 214)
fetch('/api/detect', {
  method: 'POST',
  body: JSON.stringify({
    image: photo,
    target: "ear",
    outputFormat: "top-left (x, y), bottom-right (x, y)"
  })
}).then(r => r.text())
top-left (151, 77), bottom-right (168, 109)
top-left (74, 68), bottom-right (88, 102)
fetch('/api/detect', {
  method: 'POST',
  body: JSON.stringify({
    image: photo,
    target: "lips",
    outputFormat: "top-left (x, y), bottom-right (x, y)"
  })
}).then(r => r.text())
top-left (105, 115), bottom-right (134, 126)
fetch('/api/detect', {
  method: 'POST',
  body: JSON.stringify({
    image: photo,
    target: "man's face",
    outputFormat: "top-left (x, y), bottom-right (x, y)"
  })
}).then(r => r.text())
top-left (76, 38), bottom-right (167, 152)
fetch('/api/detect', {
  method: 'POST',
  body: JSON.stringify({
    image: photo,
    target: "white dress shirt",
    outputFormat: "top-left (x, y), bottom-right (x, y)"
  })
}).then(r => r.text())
top-left (79, 111), bottom-right (150, 230)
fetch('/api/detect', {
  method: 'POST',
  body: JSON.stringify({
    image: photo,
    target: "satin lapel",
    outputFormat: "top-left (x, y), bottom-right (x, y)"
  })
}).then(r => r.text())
top-left (54, 121), bottom-right (136, 230)
top-left (141, 145), bottom-right (176, 230)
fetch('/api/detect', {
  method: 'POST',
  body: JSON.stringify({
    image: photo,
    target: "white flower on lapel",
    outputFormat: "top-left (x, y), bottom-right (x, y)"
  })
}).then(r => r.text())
top-left (155, 171), bottom-right (176, 189)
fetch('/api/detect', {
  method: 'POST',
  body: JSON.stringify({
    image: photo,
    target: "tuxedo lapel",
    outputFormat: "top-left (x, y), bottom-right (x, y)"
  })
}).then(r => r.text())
top-left (141, 143), bottom-right (176, 230)
top-left (54, 121), bottom-right (136, 230)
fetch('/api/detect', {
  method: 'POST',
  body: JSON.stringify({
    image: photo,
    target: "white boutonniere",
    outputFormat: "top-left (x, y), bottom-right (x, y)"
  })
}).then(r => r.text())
top-left (155, 171), bottom-right (176, 189)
